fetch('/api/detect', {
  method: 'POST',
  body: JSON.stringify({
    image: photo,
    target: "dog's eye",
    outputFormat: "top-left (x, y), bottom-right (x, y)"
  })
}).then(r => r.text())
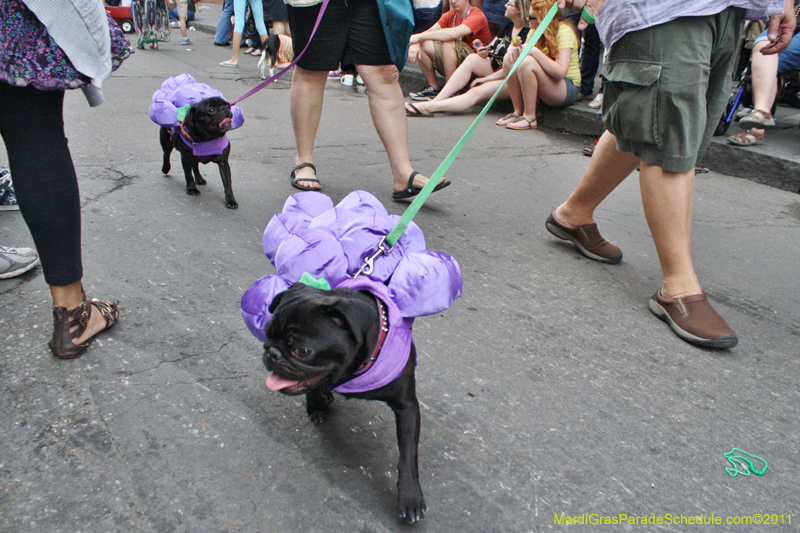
top-left (208, 107), bottom-right (216, 114)
top-left (292, 348), bottom-right (312, 358)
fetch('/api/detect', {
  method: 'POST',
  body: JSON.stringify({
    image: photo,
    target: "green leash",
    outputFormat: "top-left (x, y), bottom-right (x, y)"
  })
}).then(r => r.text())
top-left (355, 3), bottom-right (560, 277)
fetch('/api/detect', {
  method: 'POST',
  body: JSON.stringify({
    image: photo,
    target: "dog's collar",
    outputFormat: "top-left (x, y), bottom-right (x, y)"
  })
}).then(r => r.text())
top-left (351, 297), bottom-right (388, 377)
top-left (179, 120), bottom-right (194, 142)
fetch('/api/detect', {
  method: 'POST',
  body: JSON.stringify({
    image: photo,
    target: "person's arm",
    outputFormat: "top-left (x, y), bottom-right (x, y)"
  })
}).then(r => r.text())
top-left (528, 45), bottom-right (571, 80)
top-left (410, 24), bottom-right (472, 45)
top-left (556, 0), bottom-right (604, 31)
top-left (408, 23), bottom-right (442, 63)
top-left (761, 0), bottom-right (796, 54)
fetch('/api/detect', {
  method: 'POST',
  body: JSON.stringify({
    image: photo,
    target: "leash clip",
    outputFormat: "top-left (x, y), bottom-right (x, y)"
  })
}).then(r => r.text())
top-left (354, 237), bottom-right (394, 278)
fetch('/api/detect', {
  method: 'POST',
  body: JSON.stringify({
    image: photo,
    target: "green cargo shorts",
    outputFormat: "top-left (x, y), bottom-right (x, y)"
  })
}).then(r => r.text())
top-left (433, 40), bottom-right (474, 77)
top-left (601, 8), bottom-right (744, 173)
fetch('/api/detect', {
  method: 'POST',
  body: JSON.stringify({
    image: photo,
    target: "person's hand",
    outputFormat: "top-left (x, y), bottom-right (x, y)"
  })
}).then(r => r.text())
top-left (408, 43), bottom-right (422, 63)
top-left (557, 0), bottom-right (604, 31)
top-left (761, 0), bottom-right (796, 55)
top-left (506, 44), bottom-right (521, 64)
top-left (470, 77), bottom-right (486, 88)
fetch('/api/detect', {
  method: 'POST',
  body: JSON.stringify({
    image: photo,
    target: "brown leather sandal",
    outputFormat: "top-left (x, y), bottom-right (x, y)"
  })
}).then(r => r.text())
top-left (48, 289), bottom-right (119, 359)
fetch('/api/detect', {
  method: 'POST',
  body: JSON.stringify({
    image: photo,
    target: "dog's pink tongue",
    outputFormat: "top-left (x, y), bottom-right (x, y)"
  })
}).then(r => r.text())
top-left (218, 117), bottom-right (232, 127)
top-left (266, 374), bottom-right (299, 391)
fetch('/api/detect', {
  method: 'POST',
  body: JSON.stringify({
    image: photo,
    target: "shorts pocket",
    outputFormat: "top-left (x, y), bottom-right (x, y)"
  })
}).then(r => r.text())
top-left (602, 60), bottom-right (662, 147)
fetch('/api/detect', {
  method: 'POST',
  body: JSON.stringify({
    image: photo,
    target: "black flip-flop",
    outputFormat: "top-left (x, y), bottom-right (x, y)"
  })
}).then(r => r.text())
top-left (392, 171), bottom-right (450, 200)
top-left (290, 163), bottom-right (321, 191)
top-left (405, 103), bottom-right (434, 118)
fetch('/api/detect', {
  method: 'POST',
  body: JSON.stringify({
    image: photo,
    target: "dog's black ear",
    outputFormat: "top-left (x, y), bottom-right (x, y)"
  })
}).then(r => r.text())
top-left (268, 290), bottom-right (288, 314)
top-left (321, 296), bottom-right (376, 346)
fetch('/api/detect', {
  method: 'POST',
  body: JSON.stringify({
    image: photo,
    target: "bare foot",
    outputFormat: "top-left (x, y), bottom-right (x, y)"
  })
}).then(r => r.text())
top-left (294, 165), bottom-right (320, 190)
top-left (71, 301), bottom-right (114, 346)
top-left (392, 172), bottom-right (446, 193)
top-left (553, 204), bottom-right (593, 228)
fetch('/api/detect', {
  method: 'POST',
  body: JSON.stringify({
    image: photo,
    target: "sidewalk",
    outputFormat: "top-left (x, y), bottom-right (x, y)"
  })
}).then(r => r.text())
top-left (189, 3), bottom-right (800, 194)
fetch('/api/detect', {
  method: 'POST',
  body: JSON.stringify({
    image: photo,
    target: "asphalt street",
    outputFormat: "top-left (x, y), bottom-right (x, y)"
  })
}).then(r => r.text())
top-left (1, 25), bottom-right (799, 533)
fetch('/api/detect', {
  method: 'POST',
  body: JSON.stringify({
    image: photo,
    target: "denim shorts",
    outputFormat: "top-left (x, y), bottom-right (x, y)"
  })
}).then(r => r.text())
top-left (754, 29), bottom-right (800, 74)
top-left (601, 8), bottom-right (744, 173)
top-left (559, 77), bottom-right (579, 107)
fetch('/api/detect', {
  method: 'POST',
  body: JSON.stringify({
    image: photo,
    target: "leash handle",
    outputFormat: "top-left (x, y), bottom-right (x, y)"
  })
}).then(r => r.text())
top-left (383, 2), bottom-right (560, 248)
top-left (230, 0), bottom-right (330, 105)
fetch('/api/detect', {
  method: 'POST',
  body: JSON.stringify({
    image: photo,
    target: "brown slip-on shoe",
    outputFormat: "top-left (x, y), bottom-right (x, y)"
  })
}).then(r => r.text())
top-left (648, 288), bottom-right (737, 349)
top-left (545, 210), bottom-right (622, 264)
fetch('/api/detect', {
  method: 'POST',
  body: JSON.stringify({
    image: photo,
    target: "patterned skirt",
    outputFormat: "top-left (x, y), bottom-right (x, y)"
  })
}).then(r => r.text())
top-left (0, 0), bottom-right (133, 91)
top-left (132, 0), bottom-right (171, 46)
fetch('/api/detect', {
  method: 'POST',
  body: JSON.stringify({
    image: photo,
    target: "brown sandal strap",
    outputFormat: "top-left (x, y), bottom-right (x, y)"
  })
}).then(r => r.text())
top-left (90, 298), bottom-right (119, 329)
top-left (752, 109), bottom-right (773, 120)
top-left (48, 288), bottom-right (119, 359)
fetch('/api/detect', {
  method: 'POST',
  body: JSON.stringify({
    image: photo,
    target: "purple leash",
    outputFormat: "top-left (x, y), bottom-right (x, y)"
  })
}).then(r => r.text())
top-left (230, 0), bottom-right (330, 105)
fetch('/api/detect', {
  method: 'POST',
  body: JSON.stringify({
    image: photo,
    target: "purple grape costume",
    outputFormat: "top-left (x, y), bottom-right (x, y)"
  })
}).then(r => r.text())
top-left (148, 73), bottom-right (244, 158)
top-left (241, 190), bottom-right (463, 394)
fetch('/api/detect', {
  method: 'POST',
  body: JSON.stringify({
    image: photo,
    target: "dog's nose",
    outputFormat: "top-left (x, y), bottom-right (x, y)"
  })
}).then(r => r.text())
top-left (263, 346), bottom-right (282, 368)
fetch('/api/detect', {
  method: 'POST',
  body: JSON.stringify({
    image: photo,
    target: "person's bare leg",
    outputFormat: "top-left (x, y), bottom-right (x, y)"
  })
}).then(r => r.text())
top-left (555, 131), bottom-right (639, 226)
top-left (430, 54), bottom-right (493, 102)
top-left (502, 54), bottom-right (524, 116)
top-left (50, 282), bottom-right (110, 346)
top-left (751, 40), bottom-right (780, 112)
top-left (516, 60), bottom-right (539, 120)
top-left (357, 64), bottom-right (444, 192)
top-left (413, 81), bottom-right (506, 114)
top-left (417, 41), bottom-right (440, 89)
top-left (639, 163), bottom-right (701, 299)
top-left (272, 20), bottom-right (289, 36)
top-left (439, 41), bottom-right (460, 82)
top-left (179, 15), bottom-right (188, 39)
top-left (228, 31), bottom-right (243, 65)
top-left (290, 66), bottom-right (328, 188)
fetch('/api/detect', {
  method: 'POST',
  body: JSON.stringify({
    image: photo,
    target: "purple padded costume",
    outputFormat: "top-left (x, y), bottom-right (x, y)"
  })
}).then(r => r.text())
top-left (241, 190), bottom-right (462, 394)
top-left (148, 73), bottom-right (244, 157)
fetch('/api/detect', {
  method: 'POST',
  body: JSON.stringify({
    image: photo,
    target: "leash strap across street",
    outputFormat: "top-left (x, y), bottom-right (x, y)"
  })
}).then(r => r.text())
top-left (355, 3), bottom-right (560, 276)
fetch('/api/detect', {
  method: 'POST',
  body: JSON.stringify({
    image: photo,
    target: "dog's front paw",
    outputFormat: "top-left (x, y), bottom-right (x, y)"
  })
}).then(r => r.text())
top-left (186, 187), bottom-right (201, 196)
top-left (194, 175), bottom-right (207, 185)
top-left (162, 162), bottom-right (171, 174)
top-left (398, 484), bottom-right (426, 523)
top-left (226, 198), bottom-right (239, 209)
top-left (306, 389), bottom-right (333, 423)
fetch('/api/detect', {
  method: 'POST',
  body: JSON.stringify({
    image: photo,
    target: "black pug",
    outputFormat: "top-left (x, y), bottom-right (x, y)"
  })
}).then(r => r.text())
top-left (263, 283), bottom-right (426, 523)
top-left (159, 96), bottom-right (238, 209)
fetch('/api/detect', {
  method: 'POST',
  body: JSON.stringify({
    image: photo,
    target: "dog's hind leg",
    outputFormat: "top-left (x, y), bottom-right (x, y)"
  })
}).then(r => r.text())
top-left (218, 159), bottom-right (238, 209)
top-left (160, 127), bottom-right (173, 174)
top-left (192, 161), bottom-right (206, 185)
top-left (306, 387), bottom-right (334, 424)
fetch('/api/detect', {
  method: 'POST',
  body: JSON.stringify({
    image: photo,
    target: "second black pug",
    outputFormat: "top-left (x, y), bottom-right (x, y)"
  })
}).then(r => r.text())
top-left (263, 282), bottom-right (426, 523)
top-left (160, 96), bottom-right (238, 209)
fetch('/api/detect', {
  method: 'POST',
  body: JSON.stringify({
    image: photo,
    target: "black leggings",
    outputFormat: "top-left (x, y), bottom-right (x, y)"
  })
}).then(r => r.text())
top-left (0, 83), bottom-right (82, 286)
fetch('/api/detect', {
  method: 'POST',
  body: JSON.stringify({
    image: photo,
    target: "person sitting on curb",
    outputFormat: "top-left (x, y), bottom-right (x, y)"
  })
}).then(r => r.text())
top-left (407, 0), bottom-right (492, 101)
top-left (727, 26), bottom-right (800, 147)
top-left (405, 0), bottom-right (530, 116)
top-left (496, 0), bottom-right (580, 130)
top-left (169, 0), bottom-right (195, 25)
